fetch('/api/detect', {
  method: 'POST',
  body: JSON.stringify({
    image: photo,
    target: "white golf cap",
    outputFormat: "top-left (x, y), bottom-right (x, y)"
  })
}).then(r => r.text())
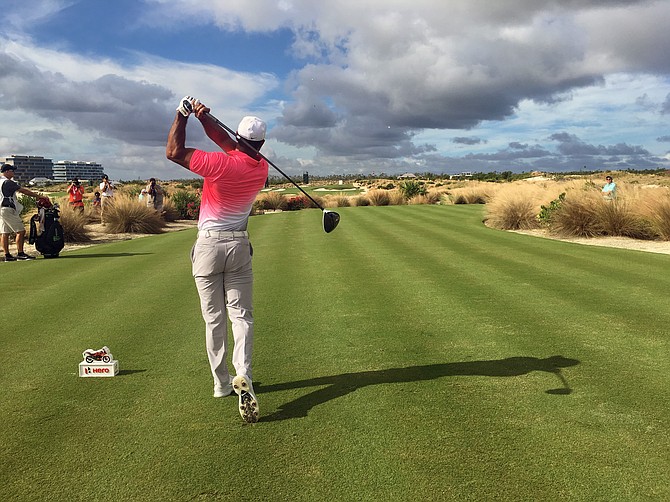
top-left (237, 116), bottom-right (266, 141)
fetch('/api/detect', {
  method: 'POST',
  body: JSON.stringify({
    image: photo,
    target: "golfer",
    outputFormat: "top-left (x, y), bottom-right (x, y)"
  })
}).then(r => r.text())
top-left (166, 96), bottom-right (268, 423)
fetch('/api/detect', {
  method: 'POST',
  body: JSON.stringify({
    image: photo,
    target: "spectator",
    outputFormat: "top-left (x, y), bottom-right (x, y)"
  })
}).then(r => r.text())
top-left (138, 188), bottom-right (148, 202)
top-left (67, 178), bottom-right (85, 211)
top-left (602, 175), bottom-right (617, 200)
top-left (92, 191), bottom-right (101, 209)
top-left (146, 178), bottom-right (164, 212)
top-left (0, 163), bottom-right (49, 261)
top-left (99, 174), bottom-right (115, 223)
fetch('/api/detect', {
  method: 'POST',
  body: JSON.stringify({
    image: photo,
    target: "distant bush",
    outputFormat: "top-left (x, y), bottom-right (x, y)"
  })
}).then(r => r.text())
top-left (103, 196), bottom-right (166, 234)
top-left (333, 196), bottom-right (351, 207)
top-left (366, 190), bottom-right (390, 206)
top-left (257, 192), bottom-right (286, 211)
top-left (400, 180), bottom-right (427, 199)
top-left (352, 196), bottom-right (370, 206)
top-left (386, 190), bottom-right (405, 205)
top-left (285, 196), bottom-right (310, 211)
top-left (18, 195), bottom-right (38, 216)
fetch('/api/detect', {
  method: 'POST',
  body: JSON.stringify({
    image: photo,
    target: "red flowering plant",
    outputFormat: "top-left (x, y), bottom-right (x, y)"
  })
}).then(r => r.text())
top-left (186, 201), bottom-right (200, 219)
top-left (285, 196), bottom-right (310, 211)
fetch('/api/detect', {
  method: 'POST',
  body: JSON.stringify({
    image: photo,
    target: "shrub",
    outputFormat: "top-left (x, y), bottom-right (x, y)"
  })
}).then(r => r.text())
top-left (408, 195), bottom-right (429, 205)
top-left (352, 196), bottom-right (370, 207)
top-left (486, 199), bottom-right (540, 231)
top-left (424, 189), bottom-right (445, 204)
top-left (651, 192), bottom-right (670, 241)
top-left (333, 196), bottom-right (351, 207)
top-left (596, 199), bottom-right (655, 239)
top-left (58, 206), bottom-right (92, 243)
top-left (170, 191), bottom-right (201, 219)
top-left (161, 198), bottom-right (181, 222)
top-left (257, 192), bottom-right (286, 211)
top-left (103, 196), bottom-right (166, 234)
top-left (538, 193), bottom-right (566, 226)
top-left (285, 196), bottom-right (310, 211)
top-left (366, 189), bottom-right (390, 206)
top-left (449, 185), bottom-right (493, 204)
top-left (399, 180), bottom-right (427, 199)
top-left (304, 193), bottom-right (323, 209)
top-left (18, 194), bottom-right (38, 216)
top-left (485, 184), bottom-right (548, 231)
top-left (388, 190), bottom-right (406, 206)
top-left (549, 192), bottom-right (602, 237)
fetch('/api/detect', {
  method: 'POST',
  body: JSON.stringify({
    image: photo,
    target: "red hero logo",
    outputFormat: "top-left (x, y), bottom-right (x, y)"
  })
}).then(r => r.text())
top-left (92, 367), bottom-right (110, 373)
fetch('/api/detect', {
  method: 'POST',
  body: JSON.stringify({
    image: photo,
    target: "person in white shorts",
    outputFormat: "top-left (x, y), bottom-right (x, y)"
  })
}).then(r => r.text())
top-left (1, 164), bottom-right (48, 262)
top-left (166, 97), bottom-right (268, 423)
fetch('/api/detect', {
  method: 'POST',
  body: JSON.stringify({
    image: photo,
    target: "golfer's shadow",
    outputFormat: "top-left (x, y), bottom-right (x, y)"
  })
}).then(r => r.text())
top-left (259, 356), bottom-right (579, 422)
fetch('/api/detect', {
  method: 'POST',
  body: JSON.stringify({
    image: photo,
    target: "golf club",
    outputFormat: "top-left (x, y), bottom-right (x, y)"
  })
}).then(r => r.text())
top-left (182, 99), bottom-right (340, 233)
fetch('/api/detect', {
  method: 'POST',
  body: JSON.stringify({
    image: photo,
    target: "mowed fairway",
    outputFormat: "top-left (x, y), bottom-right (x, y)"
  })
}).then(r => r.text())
top-left (1, 205), bottom-right (669, 501)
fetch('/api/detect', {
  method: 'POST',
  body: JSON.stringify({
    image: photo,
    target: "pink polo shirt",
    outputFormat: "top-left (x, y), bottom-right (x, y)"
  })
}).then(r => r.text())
top-left (189, 149), bottom-right (268, 231)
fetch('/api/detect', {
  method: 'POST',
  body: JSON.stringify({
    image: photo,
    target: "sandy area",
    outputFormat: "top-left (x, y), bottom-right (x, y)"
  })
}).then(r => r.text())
top-left (512, 229), bottom-right (670, 255)
top-left (61, 220), bottom-right (198, 253)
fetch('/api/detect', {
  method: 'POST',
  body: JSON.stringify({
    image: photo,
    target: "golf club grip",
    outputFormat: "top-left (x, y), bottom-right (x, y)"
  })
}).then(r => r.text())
top-left (204, 112), bottom-right (325, 211)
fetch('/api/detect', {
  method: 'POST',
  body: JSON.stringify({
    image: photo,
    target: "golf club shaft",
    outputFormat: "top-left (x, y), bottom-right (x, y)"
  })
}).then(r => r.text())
top-left (204, 112), bottom-right (326, 211)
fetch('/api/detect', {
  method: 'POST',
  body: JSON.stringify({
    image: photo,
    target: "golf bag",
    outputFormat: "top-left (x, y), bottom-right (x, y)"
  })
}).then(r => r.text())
top-left (29, 202), bottom-right (64, 258)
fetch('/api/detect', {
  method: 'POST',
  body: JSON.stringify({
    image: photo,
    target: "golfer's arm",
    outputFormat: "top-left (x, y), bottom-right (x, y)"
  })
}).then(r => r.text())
top-left (166, 113), bottom-right (196, 169)
top-left (198, 114), bottom-right (236, 153)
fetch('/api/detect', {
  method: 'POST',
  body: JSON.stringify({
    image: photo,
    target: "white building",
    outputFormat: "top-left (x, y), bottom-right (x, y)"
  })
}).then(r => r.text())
top-left (52, 160), bottom-right (104, 183)
top-left (2, 155), bottom-right (54, 184)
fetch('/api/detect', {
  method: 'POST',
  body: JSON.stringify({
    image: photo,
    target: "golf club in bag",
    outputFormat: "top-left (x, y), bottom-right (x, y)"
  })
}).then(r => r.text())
top-left (181, 99), bottom-right (340, 233)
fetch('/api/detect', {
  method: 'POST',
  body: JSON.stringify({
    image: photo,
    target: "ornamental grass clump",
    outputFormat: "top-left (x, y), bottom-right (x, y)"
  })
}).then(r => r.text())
top-left (639, 187), bottom-right (670, 240)
top-left (103, 196), bottom-right (166, 234)
top-left (548, 191), bottom-right (602, 237)
top-left (595, 197), bottom-right (655, 240)
top-left (58, 205), bottom-right (92, 243)
top-left (352, 195), bottom-right (370, 206)
top-left (485, 184), bottom-right (544, 230)
top-left (257, 191), bottom-right (286, 211)
top-left (160, 198), bottom-right (181, 222)
top-left (332, 196), bottom-right (351, 207)
top-left (366, 189), bottom-right (390, 206)
top-left (388, 190), bottom-right (406, 205)
top-left (449, 183), bottom-right (496, 204)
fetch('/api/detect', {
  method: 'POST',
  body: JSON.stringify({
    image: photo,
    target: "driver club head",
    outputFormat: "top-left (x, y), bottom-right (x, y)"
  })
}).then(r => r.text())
top-left (322, 210), bottom-right (340, 233)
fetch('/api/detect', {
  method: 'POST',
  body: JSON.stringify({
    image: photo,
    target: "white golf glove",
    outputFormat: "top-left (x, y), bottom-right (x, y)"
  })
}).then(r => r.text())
top-left (176, 96), bottom-right (200, 117)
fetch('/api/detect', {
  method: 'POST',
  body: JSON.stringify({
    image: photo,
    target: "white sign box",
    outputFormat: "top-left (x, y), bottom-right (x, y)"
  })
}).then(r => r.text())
top-left (79, 360), bottom-right (119, 377)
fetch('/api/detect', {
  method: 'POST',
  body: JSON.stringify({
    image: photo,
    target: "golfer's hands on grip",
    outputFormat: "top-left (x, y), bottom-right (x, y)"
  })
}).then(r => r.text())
top-left (176, 96), bottom-right (209, 118)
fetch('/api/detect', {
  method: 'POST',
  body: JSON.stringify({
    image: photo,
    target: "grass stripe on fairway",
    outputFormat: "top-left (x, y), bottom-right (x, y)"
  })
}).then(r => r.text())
top-left (1, 206), bottom-right (668, 501)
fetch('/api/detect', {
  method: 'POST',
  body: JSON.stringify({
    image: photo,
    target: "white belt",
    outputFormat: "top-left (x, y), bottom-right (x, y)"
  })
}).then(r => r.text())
top-left (198, 230), bottom-right (248, 239)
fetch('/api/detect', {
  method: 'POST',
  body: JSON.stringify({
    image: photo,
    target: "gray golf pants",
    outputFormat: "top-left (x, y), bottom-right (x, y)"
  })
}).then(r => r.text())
top-left (191, 231), bottom-right (254, 389)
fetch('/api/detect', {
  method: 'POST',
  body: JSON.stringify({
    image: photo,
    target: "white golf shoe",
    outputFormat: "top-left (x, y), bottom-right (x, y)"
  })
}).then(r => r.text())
top-left (213, 375), bottom-right (234, 398)
top-left (232, 375), bottom-right (259, 423)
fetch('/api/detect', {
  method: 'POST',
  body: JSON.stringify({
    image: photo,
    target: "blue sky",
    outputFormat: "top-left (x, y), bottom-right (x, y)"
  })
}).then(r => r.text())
top-left (1, 0), bottom-right (669, 180)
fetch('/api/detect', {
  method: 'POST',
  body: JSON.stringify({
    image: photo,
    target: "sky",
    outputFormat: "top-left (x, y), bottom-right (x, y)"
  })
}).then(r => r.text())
top-left (1, 0), bottom-right (669, 181)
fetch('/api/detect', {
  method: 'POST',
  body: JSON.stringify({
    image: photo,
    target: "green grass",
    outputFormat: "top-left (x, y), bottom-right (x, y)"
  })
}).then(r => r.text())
top-left (1, 205), bottom-right (669, 501)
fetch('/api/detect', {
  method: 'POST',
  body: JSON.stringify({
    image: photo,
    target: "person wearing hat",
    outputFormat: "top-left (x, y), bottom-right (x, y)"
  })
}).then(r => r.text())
top-left (99, 174), bottom-right (115, 223)
top-left (0, 163), bottom-right (49, 261)
top-left (166, 97), bottom-right (268, 423)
